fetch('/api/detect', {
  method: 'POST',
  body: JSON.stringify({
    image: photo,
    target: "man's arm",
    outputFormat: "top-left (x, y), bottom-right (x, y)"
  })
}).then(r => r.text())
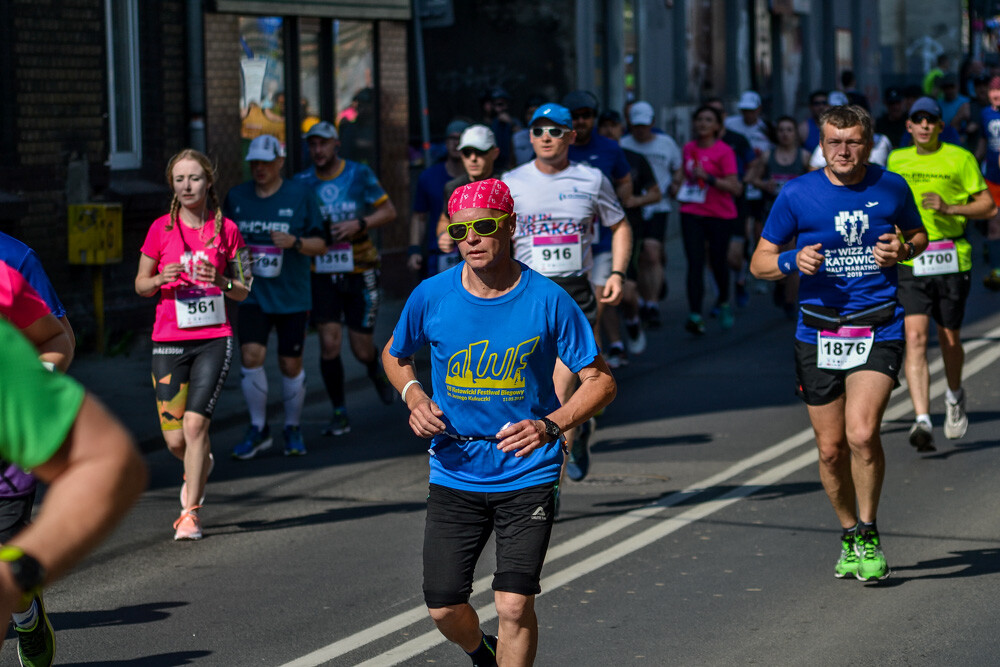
top-left (496, 357), bottom-right (616, 457)
top-left (20, 313), bottom-right (74, 372)
top-left (614, 174), bottom-right (634, 206)
top-left (600, 218), bottom-right (633, 305)
top-left (0, 394), bottom-right (145, 619)
top-left (921, 188), bottom-right (997, 220)
top-left (382, 335), bottom-right (446, 438)
top-left (751, 238), bottom-right (826, 280)
top-left (408, 212), bottom-right (427, 272)
top-left (435, 211), bottom-right (456, 253)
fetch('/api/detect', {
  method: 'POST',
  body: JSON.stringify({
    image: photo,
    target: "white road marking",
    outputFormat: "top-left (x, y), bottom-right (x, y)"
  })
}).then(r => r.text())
top-left (281, 325), bottom-right (1000, 667)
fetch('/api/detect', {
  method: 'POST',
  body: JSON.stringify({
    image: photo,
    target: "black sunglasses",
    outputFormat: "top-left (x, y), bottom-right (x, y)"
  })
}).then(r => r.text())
top-left (571, 109), bottom-right (595, 120)
top-left (909, 113), bottom-right (940, 124)
top-left (460, 147), bottom-right (490, 158)
top-left (530, 126), bottom-right (570, 139)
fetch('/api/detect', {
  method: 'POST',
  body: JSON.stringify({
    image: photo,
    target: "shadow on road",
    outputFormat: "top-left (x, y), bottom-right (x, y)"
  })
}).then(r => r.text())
top-left (210, 500), bottom-right (425, 534)
top-left (878, 548), bottom-right (1000, 585)
top-left (58, 651), bottom-right (211, 666)
top-left (596, 433), bottom-right (713, 452)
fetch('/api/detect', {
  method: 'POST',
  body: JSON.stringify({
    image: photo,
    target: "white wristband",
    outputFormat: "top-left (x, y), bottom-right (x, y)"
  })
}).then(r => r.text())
top-left (401, 379), bottom-right (423, 403)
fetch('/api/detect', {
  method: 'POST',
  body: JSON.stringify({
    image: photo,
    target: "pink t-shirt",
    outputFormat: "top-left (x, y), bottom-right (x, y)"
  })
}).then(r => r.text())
top-left (679, 140), bottom-right (738, 220)
top-left (140, 214), bottom-right (245, 342)
top-left (0, 261), bottom-right (50, 329)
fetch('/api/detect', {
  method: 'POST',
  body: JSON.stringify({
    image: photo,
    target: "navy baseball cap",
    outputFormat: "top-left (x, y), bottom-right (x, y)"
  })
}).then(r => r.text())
top-left (909, 97), bottom-right (942, 118)
top-left (529, 103), bottom-right (572, 128)
top-left (562, 90), bottom-right (599, 112)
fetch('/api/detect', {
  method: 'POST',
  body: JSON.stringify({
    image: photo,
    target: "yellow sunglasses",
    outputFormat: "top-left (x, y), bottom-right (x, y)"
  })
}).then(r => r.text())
top-left (447, 214), bottom-right (509, 241)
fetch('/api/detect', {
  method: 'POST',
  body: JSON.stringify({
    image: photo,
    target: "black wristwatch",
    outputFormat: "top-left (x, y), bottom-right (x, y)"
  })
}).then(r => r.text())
top-left (358, 217), bottom-right (369, 233)
top-left (293, 237), bottom-right (303, 252)
top-left (903, 241), bottom-right (915, 261)
top-left (0, 546), bottom-right (45, 601)
top-left (539, 417), bottom-right (562, 442)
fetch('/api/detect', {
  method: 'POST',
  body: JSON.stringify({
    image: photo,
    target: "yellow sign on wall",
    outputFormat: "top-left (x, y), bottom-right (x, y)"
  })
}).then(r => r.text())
top-left (68, 204), bottom-right (123, 265)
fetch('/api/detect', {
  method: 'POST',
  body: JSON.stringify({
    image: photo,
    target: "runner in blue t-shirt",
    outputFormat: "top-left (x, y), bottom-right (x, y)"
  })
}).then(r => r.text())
top-left (976, 79), bottom-right (1000, 288)
top-left (383, 178), bottom-right (615, 667)
top-left (296, 121), bottom-right (398, 438)
top-left (751, 105), bottom-right (927, 583)
top-left (222, 135), bottom-right (327, 459)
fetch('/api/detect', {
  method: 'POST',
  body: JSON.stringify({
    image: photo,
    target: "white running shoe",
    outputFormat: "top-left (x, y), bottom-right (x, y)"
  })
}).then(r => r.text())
top-left (944, 394), bottom-right (968, 440)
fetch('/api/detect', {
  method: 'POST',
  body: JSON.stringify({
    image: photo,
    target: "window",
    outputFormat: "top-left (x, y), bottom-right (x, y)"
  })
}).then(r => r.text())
top-left (105, 0), bottom-right (142, 170)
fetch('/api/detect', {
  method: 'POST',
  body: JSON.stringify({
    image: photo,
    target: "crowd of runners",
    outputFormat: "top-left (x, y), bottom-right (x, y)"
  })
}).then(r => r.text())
top-left (4, 65), bottom-right (1000, 665)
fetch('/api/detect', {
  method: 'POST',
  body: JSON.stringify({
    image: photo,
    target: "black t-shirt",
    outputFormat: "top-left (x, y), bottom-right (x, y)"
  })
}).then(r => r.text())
top-left (875, 114), bottom-right (907, 149)
top-left (622, 149), bottom-right (658, 227)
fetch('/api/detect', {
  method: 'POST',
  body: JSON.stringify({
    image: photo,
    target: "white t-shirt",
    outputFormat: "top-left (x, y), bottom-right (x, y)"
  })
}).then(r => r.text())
top-left (620, 133), bottom-right (682, 215)
top-left (724, 116), bottom-right (773, 154)
top-left (809, 133), bottom-right (893, 169)
top-left (503, 161), bottom-right (625, 278)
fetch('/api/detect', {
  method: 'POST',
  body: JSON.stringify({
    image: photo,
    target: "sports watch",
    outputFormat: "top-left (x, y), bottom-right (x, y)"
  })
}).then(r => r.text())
top-left (539, 417), bottom-right (562, 442)
top-left (0, 546), bottom-right (45, 601)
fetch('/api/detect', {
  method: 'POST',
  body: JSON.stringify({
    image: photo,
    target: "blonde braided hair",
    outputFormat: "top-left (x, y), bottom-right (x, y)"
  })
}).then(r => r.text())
top-left (165, 149), bottom-right (223, 247)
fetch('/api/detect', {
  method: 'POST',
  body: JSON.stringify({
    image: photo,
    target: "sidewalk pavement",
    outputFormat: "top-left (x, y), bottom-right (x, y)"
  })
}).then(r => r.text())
top-left (67, 295), bottom-right (408, 454)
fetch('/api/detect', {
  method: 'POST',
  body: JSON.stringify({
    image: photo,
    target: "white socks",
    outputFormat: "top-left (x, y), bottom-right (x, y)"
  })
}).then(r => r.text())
top-left (945, 387), bottom-right (964, 404)
top-left (12, 597), bottom-right (38, 629)
top-left (282, 370), bottom-right (306, 427)
top-left (915, 413), bottom-right (932, 427)
top-left (241, 366), bottom-right (268, 429)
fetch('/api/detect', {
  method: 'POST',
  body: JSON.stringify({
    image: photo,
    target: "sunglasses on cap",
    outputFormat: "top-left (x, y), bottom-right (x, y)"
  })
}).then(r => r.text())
top-left (909, 113), bottom-right (940, 124)
top-left (447, 214), bottom-right (509, 241)
top-left (460, 147), bottom-right (490, 158)
top-left (530, 126), bottom-right (570, 139)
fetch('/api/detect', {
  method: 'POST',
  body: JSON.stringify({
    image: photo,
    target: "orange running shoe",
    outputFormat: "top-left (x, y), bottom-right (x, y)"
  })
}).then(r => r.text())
top-left (173, 507), bottom-right (203, 541)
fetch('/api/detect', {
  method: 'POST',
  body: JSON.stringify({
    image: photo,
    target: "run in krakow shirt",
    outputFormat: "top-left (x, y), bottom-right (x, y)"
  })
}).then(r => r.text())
top-left (223, 179), bottom-right (325, 313)
top-left (762, 165), bottom-right (923, 344)
top-left (503, 161), bottom-right (625, 278)
top-left (389, 262), bottom-right (599, 492)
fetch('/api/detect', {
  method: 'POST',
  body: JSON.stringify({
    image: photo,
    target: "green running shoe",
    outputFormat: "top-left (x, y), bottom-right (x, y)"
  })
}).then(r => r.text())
top-left (16, 593), bottom-right (55, 667)
top-left (834, 532), bottom-right (860, 579)
top-left (854, 529), bottom-right (890, 581)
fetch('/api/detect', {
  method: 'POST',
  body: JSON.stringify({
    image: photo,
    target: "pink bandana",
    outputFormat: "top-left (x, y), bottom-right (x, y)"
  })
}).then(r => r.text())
top-left (447, 178), bottom-right (514, 217)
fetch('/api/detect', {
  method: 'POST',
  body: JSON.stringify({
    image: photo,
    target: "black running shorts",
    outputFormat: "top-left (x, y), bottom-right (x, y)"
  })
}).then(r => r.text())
top-left (794, 338), bottom-right (904, 406)
top-left (897, 265), bottom-right (971, 331)
top-left (0, 491), bottom-right (36, 543)
top-left (310, 268), bottom-right (381, 333)
top-left (551, 275), bottom-right (598, 326)
top-left (151, 337), bottom-right (234, 430)
top-left (423, 482), bottom-right (557, 608)
top-left (237, 303), bottom-right (309, 358)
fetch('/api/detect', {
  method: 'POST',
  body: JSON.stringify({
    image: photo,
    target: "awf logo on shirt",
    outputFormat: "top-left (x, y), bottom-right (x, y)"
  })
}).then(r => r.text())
top-left (558, 187), bottom-right (591, 201)
top-left (278, 208), bottom-right (294, 217)
top-left (834, 210), bottom-right (869, 246)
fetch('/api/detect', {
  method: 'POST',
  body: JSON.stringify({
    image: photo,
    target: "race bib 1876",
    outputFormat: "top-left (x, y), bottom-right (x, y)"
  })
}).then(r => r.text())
top-left (816, 326), bottom-right (874, 370)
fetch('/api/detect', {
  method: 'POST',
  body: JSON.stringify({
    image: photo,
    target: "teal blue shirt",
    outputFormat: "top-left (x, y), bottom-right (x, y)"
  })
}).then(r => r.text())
top-left (223, 179), bottom-right (325, 313)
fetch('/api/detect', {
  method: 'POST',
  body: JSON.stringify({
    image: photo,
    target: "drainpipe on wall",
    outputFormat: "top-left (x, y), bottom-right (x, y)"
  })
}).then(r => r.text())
top-left (187, 0), bottom-right (207, 152)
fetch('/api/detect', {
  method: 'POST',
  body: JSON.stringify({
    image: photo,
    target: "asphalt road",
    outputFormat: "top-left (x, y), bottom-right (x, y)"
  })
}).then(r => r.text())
top-left (5, 243), bottom-right (1000, 666)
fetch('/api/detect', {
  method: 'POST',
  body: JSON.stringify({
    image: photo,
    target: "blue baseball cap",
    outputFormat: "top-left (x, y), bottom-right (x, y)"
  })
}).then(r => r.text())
top-left (909, 96), bottom-right (942, 119)
top-left (529, 103), bottom-right (572, 129)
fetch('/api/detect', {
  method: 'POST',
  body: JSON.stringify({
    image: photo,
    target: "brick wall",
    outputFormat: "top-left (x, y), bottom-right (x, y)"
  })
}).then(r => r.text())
top-left (376, 20), bottom-right (414, 297)
top-left (203, 14), bottom-right (244, 197)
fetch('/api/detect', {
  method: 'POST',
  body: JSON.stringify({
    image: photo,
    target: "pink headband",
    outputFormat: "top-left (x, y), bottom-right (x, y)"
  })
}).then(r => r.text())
top-left (447, 178), bottom-right (514, 217)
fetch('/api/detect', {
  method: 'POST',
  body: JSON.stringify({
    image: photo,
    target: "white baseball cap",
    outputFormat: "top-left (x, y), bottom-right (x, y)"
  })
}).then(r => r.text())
top-left (245, 134), bottom-right (286, 162)
top-left (629, 101), bottom-right (655, 125)
top-left (736, 90), bottom-right (762, 110)
top-left (459, 124), bottom-right (497, 151)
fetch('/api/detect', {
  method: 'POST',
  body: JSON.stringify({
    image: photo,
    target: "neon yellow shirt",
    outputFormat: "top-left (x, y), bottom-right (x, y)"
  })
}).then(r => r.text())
top-left (887, 142), bottom-right (986, 272)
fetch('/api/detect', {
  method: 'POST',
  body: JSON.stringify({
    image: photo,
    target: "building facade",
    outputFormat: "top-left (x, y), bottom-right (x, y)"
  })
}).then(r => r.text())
top-left (2, 0), bottom-right (411, 348)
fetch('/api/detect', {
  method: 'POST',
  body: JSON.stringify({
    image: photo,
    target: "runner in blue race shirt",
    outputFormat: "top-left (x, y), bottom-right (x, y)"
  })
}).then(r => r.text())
top-left (751, 105), bottom-right (927, 582)
top-left (223, 135), bottom-right (327, 459)
top-left (296, 121), bottom-right (398, 438)
top-left (383, 178), bottom-right (615, 667)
